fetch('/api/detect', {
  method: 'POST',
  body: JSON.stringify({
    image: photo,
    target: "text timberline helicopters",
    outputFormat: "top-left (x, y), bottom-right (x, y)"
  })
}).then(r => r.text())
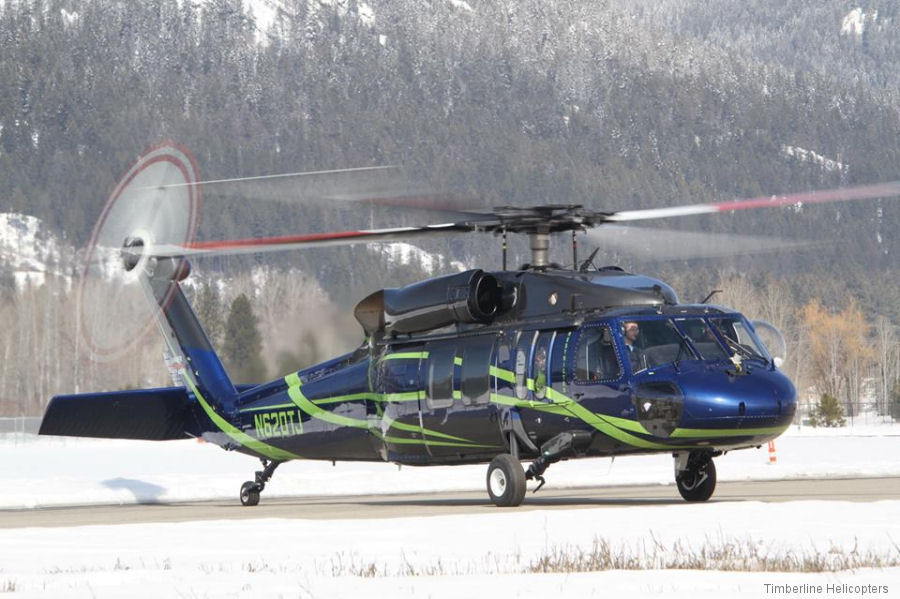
top-left (39, 144), bottom-right (900, 507)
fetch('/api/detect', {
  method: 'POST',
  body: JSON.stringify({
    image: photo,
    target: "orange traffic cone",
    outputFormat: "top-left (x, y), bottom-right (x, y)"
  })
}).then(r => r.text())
top-left (767, 441), bottom-right (777, 465)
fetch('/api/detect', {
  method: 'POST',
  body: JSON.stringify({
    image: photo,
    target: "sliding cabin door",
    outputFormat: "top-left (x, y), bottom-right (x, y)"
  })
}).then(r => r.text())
top-left (420, 336), bottom-right (505, 461)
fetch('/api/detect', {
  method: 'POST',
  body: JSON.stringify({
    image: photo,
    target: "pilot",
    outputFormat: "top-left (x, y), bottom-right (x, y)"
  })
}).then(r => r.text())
top-left (623, 321), bottom-right (645, 370)
top-left (623, 321), bottom-right (640, 353)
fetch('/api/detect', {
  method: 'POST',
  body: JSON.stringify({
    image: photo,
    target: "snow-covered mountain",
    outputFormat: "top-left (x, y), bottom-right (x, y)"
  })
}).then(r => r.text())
top-left (0, 213), bottom-right (70, 288)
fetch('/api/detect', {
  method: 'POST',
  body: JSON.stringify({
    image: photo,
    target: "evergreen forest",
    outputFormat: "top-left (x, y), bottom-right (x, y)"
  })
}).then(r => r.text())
top-left (0, 0), bottom-right (897, 419)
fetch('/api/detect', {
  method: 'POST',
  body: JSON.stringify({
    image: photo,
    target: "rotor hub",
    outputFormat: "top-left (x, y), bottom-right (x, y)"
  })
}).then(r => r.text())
top-left (121, 237), bottom-right (145, 272)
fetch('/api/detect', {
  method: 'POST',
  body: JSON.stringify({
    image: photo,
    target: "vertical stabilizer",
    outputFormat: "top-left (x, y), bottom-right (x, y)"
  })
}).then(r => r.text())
top-left (138, 256), bottom-right (239, 415)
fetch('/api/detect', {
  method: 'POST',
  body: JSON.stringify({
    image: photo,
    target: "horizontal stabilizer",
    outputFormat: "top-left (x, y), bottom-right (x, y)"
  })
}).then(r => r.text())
top-left (39, 387), bottom-right (196, 440)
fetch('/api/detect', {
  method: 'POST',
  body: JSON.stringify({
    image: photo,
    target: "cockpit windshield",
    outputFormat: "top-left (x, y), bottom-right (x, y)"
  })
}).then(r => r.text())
top-left (619, 316), bottom-right (750, 373)
top-left (621, 319), bottom-right (696, 372)
top-left (709, 316), bottom-right (770, 361)
top-left (672, 318), bottom-right (730, 360)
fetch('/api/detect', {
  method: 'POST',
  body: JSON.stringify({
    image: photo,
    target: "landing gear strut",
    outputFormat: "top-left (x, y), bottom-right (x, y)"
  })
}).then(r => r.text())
top-left (674, 451), bottom-right (717, 502)
top-left (240, 459), bottom-right (281, 506)
top-left (524, 430), bottom-right (593, 493)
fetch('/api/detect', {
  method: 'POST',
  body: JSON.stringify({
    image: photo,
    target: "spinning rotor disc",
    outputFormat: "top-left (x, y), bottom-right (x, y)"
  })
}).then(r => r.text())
top-left (78, 144), bottom-right (201, 362)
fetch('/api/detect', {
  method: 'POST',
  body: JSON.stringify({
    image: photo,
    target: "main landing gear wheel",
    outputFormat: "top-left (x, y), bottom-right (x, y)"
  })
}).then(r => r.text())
top-left (486, 454), bottom-right (526, 507)
top-left (676, 454), bottom-right (717, 502)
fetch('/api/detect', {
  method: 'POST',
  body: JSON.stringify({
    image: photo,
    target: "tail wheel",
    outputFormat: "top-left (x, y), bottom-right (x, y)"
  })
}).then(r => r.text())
top-left (676, 456), bottom-right (717, 502)
top-left (240, 481), bottom-right (261, 507)
top-left (486, 454), bottom-right (526, 507)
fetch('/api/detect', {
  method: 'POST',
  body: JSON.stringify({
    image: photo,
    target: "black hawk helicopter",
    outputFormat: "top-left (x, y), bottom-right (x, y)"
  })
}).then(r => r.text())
top-left (39, 144), bottom-right (900, 507)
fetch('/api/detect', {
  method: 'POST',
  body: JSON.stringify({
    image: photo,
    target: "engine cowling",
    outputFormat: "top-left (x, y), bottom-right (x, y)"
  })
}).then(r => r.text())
top-left (354, 269), bottom-right (503, 335)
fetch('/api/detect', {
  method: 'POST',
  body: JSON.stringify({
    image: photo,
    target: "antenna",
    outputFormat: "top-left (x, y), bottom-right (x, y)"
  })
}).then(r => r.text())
top-left (701, 289), bottom-right (723, 304)
top-left (572, 230), bottom-right (578, 270)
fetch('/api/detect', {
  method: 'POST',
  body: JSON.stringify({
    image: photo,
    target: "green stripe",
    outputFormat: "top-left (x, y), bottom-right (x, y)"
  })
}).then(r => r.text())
top-left (602, 415), bottom-right (652, 435)
top-left (670, 425), bottom-right (789, 438)
top-left (489, 393), bottom-right (570, 416)
top-left (542, 386), bottom-right (673, 449)
top-left (382, 352), bottom-right (429, 360)
top-left (286, 373), bottom-right (369, 429)
top-left (490, 365), bottom-right (515, 384)
top-left (382, 416), bottom-right (472, 442)
top-left (186, 377), bottom-right (301, 461)
top-left (311, 392), bottom-right (375, 405)
top-left (239, 402), bottom-right (296, 413)
top-left (488, 367), bottom-right (674, 450)
top-left (284, 373), bottom-right (482, 446)
top-left (382, 391), bottom-right (424, 402)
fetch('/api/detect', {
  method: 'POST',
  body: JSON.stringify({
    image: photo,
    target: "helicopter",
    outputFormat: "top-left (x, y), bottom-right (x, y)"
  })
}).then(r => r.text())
top-left (38, 144), bottom-right (900, 507)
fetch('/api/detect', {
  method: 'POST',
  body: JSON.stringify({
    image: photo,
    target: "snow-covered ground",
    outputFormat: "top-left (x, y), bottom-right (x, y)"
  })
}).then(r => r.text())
top-left (1, 426), bottom-right (898, 598)
top-left (2, 423), bottom-right (898, 509)
top-left (1, 500), bottom-right (898, 597)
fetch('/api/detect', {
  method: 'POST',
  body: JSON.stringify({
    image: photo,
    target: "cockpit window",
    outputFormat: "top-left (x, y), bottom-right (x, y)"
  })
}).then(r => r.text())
top-left (709, 317), bottom-right (769, 361)
top-left (673, 318), bottom-right (729, 359)
top-left (622, 319), bottom-right (696, 373)
top-left (575, 326), bottom-right (621, 383)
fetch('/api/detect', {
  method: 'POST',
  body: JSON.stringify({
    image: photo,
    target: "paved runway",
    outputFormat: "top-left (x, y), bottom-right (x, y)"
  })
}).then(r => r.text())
top-left (1, 477), bottom-right (897, 529)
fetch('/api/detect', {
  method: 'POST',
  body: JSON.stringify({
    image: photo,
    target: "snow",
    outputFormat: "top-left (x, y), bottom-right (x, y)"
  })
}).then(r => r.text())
top-left (448, 0), bottom-right (474, 12)
top-left (841, 8), bottom-right (866, 37)
top-left (0, 497), bottom-right (898, 597)
top-left (377, 242), bottom-right (467, 274)
top-left (2, 424), bottom-right (898, 509)
top-left (1, 427), bottom-right (899, 596)
top-left (781, 145), bottom-right (847, 172)
top-left (0, 213), bottom-right (67, 289)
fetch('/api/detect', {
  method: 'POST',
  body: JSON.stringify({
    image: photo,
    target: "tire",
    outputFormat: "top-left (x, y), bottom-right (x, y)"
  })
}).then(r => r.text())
top-left (486, 454), bottom-right (526, 507)
top-left (676, 457), bottom-right (716, 502)
top-left (240, 481), bottom-right (261, 507)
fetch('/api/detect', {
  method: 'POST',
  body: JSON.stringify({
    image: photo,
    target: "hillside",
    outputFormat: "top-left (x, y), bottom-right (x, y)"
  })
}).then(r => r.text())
top-left (0, 0), bottom-right (897, 414)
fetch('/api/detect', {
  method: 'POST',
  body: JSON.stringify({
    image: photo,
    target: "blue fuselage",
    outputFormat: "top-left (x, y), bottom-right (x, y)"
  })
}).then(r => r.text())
top-left (196, 308), bottom-right (796, 465)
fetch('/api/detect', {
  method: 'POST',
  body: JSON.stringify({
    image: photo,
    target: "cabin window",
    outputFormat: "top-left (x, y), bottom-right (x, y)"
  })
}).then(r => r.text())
top-left (551, 331), bottom-right (572, 392)
top-left (514, 331), bottom-right (537, 400)
top-left (461, 336), bottom-right (494, 405)
top-left (379, 355), bottom-right (420, 393)
top-left (514, 349), bottom-right (528, 399)
top-left (495, 340), bottom-right (511, 395)
top-left (532, 332), bottom-right (553, 399)
top-left (425, 343), bottom-right (456, 409)
top-left (574, 326), bottom-right (621, 383)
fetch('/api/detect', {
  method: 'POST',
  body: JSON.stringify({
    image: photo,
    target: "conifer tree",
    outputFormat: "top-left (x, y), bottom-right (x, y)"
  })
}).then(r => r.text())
top-left (809, 393), bottom-right (847, 428)
top-left (222, 293), bottom-right (267, 384)
top-left (195, 282), bottom-right (225, 348)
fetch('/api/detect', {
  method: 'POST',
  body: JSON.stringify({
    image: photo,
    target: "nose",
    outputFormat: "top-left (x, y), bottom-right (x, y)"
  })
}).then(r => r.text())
top-left (679, 369), bottom-right (797, 433)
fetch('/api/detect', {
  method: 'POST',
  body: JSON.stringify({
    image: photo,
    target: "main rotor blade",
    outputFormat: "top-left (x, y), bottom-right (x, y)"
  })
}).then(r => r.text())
top-left (136, 164), bottom-right (481, 212)
top-left (583, 225), bottom-right (818, 262)
top-left (148, 223), bottom-right (475, 259)
top-left (605, 181), bottom-right (900, 222)
top-left (138, 165), bottom-right (398, 190)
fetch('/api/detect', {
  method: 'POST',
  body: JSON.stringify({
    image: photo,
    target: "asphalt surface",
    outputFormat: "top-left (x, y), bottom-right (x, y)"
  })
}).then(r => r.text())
top-left (1, 477), bottom-right (897, 529)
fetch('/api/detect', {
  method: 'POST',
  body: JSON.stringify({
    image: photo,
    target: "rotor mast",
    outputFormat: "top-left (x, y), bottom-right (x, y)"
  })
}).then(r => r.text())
top-left (529, 230), bottom-right (551, 268)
